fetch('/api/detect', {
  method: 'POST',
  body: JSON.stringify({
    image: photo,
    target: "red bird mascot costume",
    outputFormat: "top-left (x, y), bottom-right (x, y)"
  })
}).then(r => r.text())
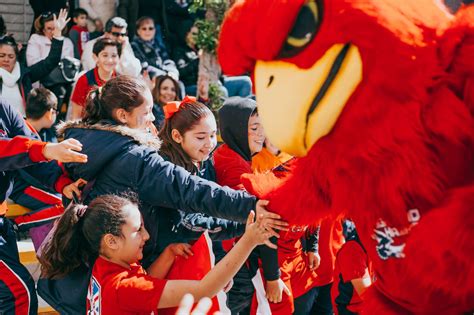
top-left (218, 0), bottom-right (474, 313)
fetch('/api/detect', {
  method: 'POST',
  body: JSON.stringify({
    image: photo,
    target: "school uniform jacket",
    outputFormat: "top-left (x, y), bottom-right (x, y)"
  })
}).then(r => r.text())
top-left (0, 101), bottom-right (70, 217)
top-left (0, 101), bottom-right (47, 208)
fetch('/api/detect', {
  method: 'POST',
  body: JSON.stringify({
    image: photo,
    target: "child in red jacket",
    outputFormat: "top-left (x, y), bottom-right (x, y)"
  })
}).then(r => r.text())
top-left (69, 8), bottom-right (90, 59)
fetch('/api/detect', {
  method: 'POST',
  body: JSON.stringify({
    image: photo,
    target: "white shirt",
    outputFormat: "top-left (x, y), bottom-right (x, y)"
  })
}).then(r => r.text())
top-left (0, 62), bottom-right (24, 115)
top-left (26, 34), bottom-right (74, 67)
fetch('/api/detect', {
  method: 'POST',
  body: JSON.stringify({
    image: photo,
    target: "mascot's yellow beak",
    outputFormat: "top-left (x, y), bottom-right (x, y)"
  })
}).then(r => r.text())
top-left (255, 44), bottom-right (362, 156)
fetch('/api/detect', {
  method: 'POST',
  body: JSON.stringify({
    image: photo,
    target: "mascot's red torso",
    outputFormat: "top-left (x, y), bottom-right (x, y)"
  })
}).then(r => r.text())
top-left (219, 1), bottom-right (474, 313)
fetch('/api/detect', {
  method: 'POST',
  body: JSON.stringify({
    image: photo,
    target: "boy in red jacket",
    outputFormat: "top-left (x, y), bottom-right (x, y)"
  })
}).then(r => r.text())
top-left (69, 8), bottom-right (89, 59)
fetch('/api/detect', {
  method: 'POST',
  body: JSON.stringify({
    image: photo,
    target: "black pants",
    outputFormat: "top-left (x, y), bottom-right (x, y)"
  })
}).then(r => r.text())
top-left (293, 283), bottom-right (334, 315)
top-left (0, 217), bottom-right (37, 315)
top-left (227, 265), bottom-right (255, 315)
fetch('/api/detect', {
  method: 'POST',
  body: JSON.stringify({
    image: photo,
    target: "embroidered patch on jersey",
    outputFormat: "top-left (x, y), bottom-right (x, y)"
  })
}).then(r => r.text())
top-left (88, 276), bottom-right (101, 314)
top-left (372, 209), bottom-right (421, 260)
top-left (373, 219), bottom-right (406, 260)
top-left (290, 225), bottom-right (307, 233)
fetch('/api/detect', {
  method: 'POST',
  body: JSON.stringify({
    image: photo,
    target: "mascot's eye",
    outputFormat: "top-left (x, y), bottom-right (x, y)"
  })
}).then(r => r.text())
top-left (278, 0), bottom-right (322, 59)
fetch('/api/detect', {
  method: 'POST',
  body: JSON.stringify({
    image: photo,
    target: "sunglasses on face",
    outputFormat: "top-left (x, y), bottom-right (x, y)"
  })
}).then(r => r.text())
top-left (111, 32), bottom-right (127, 37)
top-left (141, 27), bottom-right (155, 31)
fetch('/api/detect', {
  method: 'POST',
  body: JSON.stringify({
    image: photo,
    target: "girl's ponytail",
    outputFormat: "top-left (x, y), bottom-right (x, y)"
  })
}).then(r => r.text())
top-left (82, 75), bottom-right (148, 125)
top-left (39, 203), bottom-right (92, 279)
top-left (83, 88), bottom-right (108, 125)
top-left (39, 195), bottom-right (132, 279)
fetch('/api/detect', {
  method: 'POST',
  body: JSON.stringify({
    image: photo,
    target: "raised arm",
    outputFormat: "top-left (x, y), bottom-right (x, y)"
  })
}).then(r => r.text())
top-left (0, 137), bottom-right (48, 171)
top-left (29, 9), bottom-right (70, 82)
top-left (135, 153), bottom-right (256, 223)
top-left (157, 212), bottom-right (272, 308)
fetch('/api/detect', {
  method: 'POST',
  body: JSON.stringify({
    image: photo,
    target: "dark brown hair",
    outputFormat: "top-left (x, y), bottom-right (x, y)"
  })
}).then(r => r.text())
top-left (158, 101), bottom-right (213, 172)
top-left (34, 12), bottom-right (67, 36)
top-left (26, 87), bottom-right (58, 120)
top-left (39, 195), bottom-right (134, 279)
top-left (0, 36), bottom-right (19, 59)
top-left (83, 75), bottom-right (148, 125)
top-left (152, 75), bottom-right (181, 106)
top-left (92, 38), bottom-right (122, 57)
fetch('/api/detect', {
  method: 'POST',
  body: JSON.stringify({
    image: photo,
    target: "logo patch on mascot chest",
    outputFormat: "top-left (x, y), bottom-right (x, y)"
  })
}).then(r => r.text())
top-left (373, 209), bottom-right (421, 260)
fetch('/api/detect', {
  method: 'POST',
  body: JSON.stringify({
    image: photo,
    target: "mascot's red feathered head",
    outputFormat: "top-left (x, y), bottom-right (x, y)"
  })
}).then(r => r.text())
top-left (219, 0), bottom-right (473, 156)
top-left (218, 0), bottom-right (474, 228)
top-left (219, 2), bottom-right (474, 313)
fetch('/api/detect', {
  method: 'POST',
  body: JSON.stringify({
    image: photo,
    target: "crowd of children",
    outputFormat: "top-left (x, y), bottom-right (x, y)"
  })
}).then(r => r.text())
top-left (0, 3), bottom-right (377, 315)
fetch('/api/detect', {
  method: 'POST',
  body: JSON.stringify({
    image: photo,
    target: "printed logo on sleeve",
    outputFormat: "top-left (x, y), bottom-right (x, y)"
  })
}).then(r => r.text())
top-left (87, 276), bottom-right (101, 314)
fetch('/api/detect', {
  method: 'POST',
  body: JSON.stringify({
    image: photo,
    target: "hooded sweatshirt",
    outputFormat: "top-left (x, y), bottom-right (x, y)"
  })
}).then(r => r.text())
top-left (214, 97), bottom-right (256, 190)
top-left (219, 97), bottom-right (255, 161)
top-left (214, 97), bottom-right (281, 283)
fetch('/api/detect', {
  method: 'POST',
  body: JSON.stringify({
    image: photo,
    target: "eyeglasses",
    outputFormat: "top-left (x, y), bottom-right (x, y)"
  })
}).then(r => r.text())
top-left (140, 27), bottom-right (155, 31)
top-left (111, 32), bottom-right (127, 37)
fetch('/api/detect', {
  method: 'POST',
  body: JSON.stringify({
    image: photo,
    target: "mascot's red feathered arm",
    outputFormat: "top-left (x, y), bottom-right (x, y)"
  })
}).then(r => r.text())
top-left (361, 7), bottom-right (474, 313)
top-left (397, 7), bottom-right (474, 313)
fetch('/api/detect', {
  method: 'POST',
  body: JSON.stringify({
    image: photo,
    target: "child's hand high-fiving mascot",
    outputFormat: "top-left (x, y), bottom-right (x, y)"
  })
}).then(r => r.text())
top-left (218, 1), bottom-right (474, 313)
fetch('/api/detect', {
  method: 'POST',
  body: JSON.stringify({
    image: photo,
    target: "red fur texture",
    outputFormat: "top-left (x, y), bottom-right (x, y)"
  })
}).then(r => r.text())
top-left (219, 0), bottom-right (474, 313)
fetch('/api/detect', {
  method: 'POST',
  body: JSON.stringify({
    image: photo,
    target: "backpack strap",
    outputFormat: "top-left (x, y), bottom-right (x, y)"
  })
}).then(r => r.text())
top-left (84, 69), bottom-right (98, 86)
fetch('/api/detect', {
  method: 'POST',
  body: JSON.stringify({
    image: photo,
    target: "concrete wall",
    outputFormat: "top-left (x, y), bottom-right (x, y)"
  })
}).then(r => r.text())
top-left (1, 0), bottom-right (33, 44)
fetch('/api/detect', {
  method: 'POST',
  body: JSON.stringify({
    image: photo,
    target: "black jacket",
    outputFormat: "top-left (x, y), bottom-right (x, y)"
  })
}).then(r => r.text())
top-left (172, 43), bottom-right (198, 87)
top-left (156, 156), bottom-right (245, 255)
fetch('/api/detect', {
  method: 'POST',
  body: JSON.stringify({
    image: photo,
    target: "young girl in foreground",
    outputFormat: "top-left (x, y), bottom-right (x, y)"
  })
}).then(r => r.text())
top-left (40, 194), bottom-right (271, 314)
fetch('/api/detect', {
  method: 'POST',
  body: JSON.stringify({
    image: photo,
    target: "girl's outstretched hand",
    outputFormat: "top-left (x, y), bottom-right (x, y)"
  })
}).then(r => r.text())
top-left (43, 138), bottom-right (88, 163)
top-left (176, 294), bottom-right (218, 315)
top-left (244, 211), bottom-right (275, 249)
top-left (255, 200), bottom-right (289, 238)
top-left (167, 243), bottom-right (194, 259)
